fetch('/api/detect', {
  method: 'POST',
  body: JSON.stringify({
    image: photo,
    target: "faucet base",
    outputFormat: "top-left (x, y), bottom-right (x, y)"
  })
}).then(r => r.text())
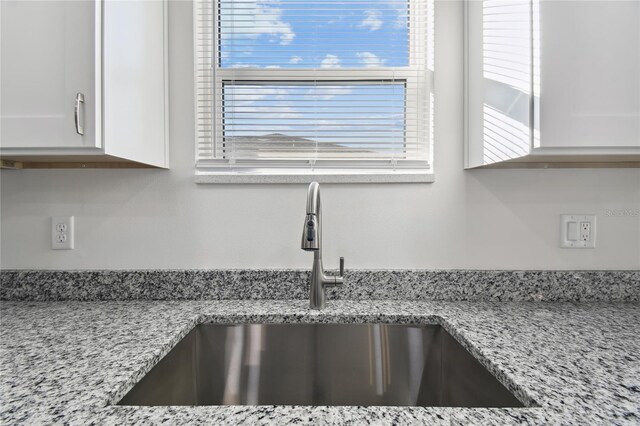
top-left (309, 256), bottom-right (326, 310)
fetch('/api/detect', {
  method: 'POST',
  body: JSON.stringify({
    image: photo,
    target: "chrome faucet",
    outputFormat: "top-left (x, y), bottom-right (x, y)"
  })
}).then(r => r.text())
top-left (301, 181), bottom-right (344, 310)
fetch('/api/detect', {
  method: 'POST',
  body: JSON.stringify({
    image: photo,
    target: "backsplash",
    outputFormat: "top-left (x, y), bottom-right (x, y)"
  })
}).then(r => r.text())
top-left (1, 269), bottom-right (638, 302)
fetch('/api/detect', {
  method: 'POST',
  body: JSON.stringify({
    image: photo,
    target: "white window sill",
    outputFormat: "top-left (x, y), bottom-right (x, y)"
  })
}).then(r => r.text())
top-left (194, 170), bottom-right (435, 184)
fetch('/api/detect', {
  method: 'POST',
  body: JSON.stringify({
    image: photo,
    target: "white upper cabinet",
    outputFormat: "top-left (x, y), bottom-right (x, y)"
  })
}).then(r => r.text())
top-left (539, 0), bottom-right (640, 150)
top-left (465, 0), bottom-right (640, 168)
top-left (0, 0), bottom-right (168, 169)
top-left (1, 1), bottom-right (97, 149)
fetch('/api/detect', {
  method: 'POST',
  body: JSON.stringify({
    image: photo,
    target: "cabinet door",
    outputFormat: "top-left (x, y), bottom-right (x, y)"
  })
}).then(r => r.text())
top-left (465, 0), bottom-right (533, 167)
top-left (539, 0), bottom-right (640, 149)
top-left (0, 1), bottom-right (97, 149)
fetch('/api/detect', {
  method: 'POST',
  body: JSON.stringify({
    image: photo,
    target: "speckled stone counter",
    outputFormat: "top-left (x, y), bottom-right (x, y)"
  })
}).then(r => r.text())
top-left (2, 269), bottom-right (639, 301)
top-left (1, 300), bottom-right (638, 425)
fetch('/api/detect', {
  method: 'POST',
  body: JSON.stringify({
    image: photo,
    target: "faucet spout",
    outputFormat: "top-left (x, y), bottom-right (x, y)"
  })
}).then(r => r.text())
top-left (301, 181), bottom-right (344, 310)
top-left (305, 181), bottom-right (320, 215)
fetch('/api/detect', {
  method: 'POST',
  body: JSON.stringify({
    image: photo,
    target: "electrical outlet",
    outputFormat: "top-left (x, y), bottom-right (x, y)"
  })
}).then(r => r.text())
top-left (560, 214), bottom-right (596, 248)
top-left (580, 222), bottom-right (591, 242)
top-left (51, 216), bottom-right (74, 250)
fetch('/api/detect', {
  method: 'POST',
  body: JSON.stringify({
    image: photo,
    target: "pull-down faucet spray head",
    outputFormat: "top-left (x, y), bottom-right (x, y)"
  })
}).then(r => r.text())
top-left (301, 182), bottom-right (320, 251)
top-left (302, 214), bottom-right (318, 251)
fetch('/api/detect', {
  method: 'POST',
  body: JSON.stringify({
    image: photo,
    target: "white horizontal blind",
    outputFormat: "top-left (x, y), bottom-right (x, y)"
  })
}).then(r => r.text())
top-left (195, 0), bottom-right (434, 171)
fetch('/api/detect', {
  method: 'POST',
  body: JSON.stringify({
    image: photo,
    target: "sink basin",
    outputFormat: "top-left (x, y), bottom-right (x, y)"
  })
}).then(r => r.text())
top-left (118, 323), bottom-right (524, 407)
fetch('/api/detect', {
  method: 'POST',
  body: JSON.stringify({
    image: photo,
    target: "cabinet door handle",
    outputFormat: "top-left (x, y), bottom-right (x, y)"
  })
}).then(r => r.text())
top-left (74, 93), bottom-right (85, 135)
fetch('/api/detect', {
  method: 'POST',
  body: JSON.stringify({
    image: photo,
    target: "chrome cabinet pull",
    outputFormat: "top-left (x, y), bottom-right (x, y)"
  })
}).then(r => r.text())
top-left (74, 93), bottom-right (85, 135)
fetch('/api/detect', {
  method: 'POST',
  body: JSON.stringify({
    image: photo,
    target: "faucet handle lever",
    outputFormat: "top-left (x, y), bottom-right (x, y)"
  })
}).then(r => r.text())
top-left (339, 257), bottom-right (344, 276)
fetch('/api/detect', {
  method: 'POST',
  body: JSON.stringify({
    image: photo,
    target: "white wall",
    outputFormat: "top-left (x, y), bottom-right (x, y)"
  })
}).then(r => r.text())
top-left (1, 1), bottom-right (639, 271)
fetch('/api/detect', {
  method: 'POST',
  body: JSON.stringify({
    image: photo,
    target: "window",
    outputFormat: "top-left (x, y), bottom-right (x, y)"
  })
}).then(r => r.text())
top-left (194, 0), bottom-right (434, 182)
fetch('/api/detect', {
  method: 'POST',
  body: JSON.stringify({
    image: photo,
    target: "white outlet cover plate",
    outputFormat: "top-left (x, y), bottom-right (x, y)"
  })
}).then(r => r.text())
top-left (560, 214), bottom-right (596, 249)
top-left (51, 216), bottom-right (74, 250)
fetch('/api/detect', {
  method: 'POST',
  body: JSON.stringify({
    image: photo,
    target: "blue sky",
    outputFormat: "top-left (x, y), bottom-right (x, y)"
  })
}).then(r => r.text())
top-left (224, 83), bottom-right (406, 149)
top-left (218, 0), bottom-right (410, 157)
top-left (219, 0), bottom-right (409, 68)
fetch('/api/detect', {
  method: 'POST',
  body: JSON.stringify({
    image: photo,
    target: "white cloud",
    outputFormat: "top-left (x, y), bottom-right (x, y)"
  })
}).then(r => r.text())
top-left (251, 105), bottom-right (301, 120)
top-left (289, 56), bottom-right (303, 64)
top-left (225, 86), bottom-right (303, 123)
top-left (356, 52), bottom-right (387, 67)
top-left (280, 33), bottom-right (295, 45)
top-left (230, 63), bottom-right (260, 68)
top-left (384, 0), bottom-right (408, 29)
top-left (221, 4), bottom-right (295, 46)
top-left (393, 9), bottom-right (407, 29)
top-left (222, 86), bottom-right (324, 141)
top-left (327, 15), bottom-right (346, 25)
top-left (305, 85), bottom-right (353, 101)
top-left (226, 86), bottom-right (290, 107)
top-left (358, 10), bottom-right (383, 31)
top-left (320, 54), bottom-right (341, 68)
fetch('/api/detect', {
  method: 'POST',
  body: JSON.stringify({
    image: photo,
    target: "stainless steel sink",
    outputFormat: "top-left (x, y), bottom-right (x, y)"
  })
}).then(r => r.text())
top-left (118, 323), bottom-right (524, 407)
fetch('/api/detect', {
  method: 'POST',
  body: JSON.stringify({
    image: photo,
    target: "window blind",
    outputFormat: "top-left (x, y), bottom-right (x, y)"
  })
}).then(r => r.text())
top-left (194, 0), bottom-right (434, 172)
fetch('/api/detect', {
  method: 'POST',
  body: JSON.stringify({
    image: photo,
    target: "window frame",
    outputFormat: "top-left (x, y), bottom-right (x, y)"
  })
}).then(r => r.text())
top-left (194, 0), bottom-right (434, 182)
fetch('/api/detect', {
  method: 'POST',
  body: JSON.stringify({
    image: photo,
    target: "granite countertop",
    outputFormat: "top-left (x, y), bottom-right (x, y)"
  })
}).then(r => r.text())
top-left (1, 300), bottom-right (639, 425)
